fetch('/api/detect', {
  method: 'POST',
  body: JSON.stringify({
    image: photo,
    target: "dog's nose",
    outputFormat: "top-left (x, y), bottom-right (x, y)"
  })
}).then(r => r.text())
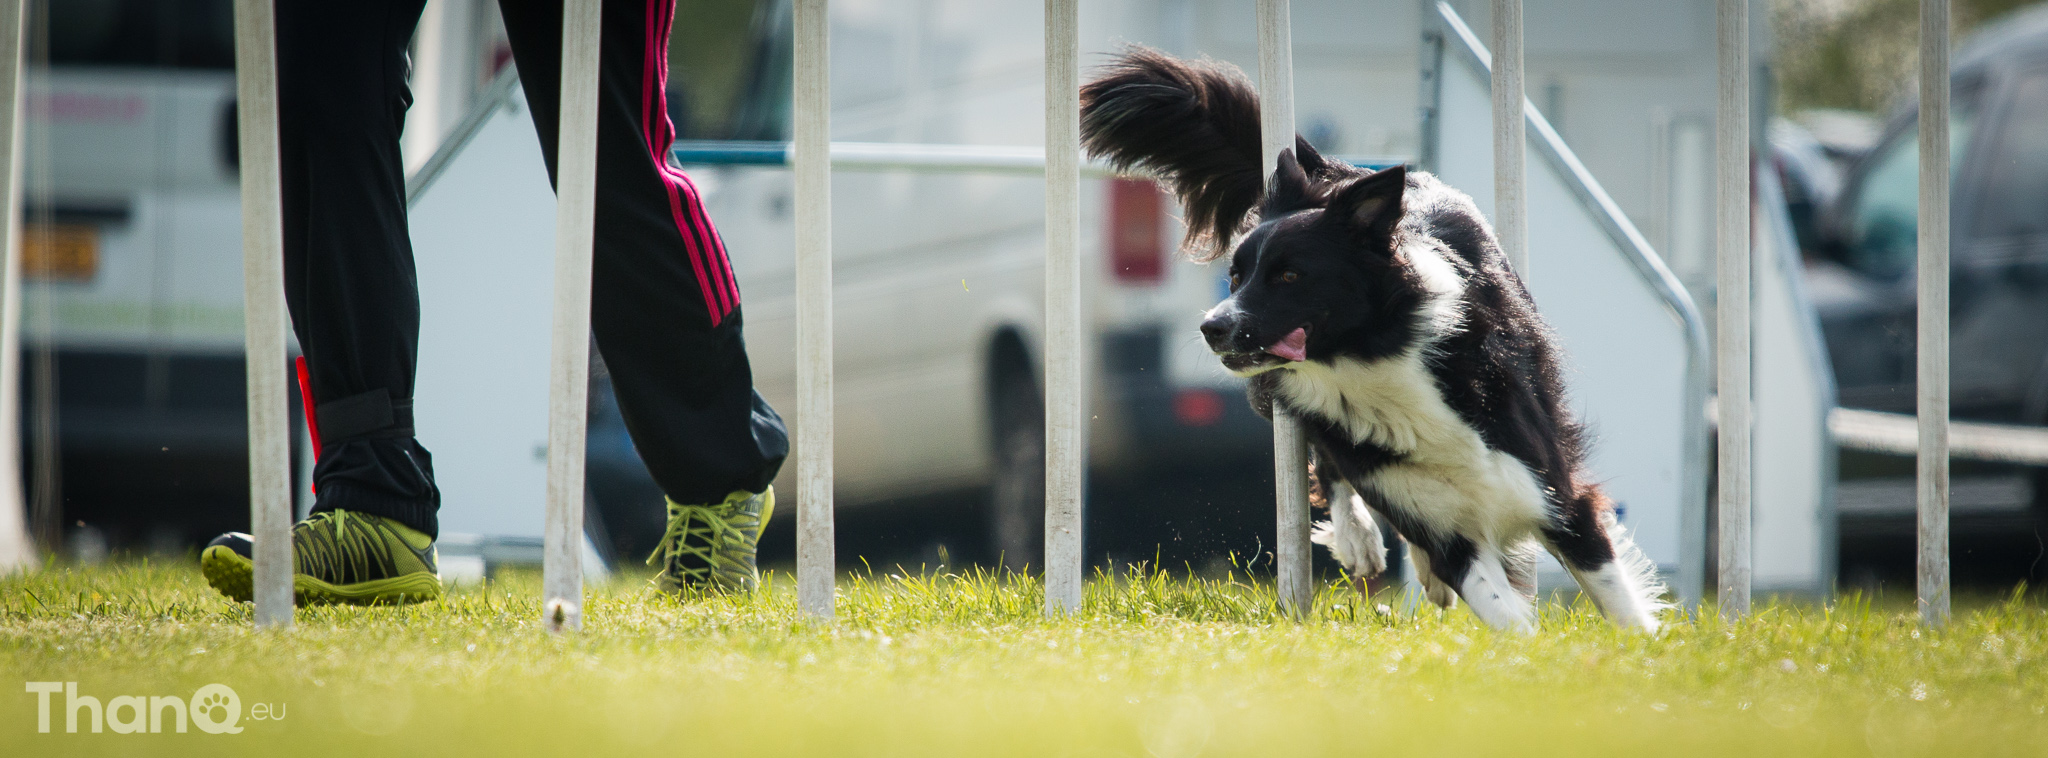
top-left (1199, 316), bottom-right (1232, 347)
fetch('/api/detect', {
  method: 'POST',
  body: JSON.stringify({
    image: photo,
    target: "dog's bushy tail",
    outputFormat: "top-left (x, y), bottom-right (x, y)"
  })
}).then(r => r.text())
top-left (1600, 509), bottom-right (1674, 624)
top-left (1080, 47), bottom-right (1263, 261)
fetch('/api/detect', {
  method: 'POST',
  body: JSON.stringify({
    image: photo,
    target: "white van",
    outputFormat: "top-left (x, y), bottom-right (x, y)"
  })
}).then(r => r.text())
top-left (25, 0), bottom-right (262, 549)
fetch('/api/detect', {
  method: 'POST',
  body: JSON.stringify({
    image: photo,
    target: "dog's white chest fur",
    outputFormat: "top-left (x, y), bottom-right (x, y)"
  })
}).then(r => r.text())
top-left (1278, 353), bottom-right (1548, 543)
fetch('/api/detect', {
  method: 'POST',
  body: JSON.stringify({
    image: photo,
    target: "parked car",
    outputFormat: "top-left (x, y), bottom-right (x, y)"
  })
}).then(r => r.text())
top-left (1807, 6), bottom-right (2048, 565)
top-left (1813, 5), bottom-right (2048, 431)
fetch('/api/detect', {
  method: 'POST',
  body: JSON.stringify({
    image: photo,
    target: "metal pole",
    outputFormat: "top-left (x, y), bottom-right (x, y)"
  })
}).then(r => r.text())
top-left (1916, 0), bottom-right (1951, 627)
top-left (0, 0), bottom-right (30, 573)
top-left (541, 0), bottom-right (602, 634)
top-left (1042, 0), bottom-right (1084, 614)
top-left (231, 0), bottom-right (294, 628)
top-left (1490, 0), bottom-right (1526, 276)
top-left (794, 0), bottom-right (835, 620)
top-left (1714, 0), bottom-right (1751, 618)
top-left (1257, 0), bottom-right (1311, 618)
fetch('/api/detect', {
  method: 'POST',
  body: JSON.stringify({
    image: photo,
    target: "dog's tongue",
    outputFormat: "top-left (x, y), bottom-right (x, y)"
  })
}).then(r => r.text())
top-left (1264, 328), bottom-right (1308, 362)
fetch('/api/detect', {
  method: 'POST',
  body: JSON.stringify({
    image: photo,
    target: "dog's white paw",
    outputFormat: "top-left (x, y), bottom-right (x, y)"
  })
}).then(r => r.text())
top-left (1310, 489), bottom-right (1386, 580)
top-left (1310, 519), bottom-right (1341, 549)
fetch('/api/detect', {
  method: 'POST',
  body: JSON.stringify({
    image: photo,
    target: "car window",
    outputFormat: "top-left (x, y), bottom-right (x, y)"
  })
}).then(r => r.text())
top-left (671, 0), bottom-right (790, 141)
top-left (1971, 71), bottom-right (2048, 244)
top-left (725, 0), bottom-right (792, 141)
top-left (46, 0), bottom-right (235, 70)
top-left (1846, 97), bottom-right (1978, 279)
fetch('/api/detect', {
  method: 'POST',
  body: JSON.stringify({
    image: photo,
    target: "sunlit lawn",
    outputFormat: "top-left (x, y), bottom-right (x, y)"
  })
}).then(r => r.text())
top-left (2, 560), bottom-right (2045, 756)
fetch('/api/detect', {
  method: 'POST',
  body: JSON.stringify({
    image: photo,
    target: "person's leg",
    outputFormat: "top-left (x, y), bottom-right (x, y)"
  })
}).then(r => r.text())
top-left (199, 0), bottom-right (444, 606)
top-left (497, 0), bottom-right (788, 507)
top-left (498, 0), bottom-right (786, 592)
top-left (277, 0), bottom-right (442, 537)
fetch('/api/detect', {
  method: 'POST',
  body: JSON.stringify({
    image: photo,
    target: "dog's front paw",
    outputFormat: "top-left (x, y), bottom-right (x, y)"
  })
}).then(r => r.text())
top-left (1310, 520), bottom-right (1340, 548)
top-left (1310, 493), bottom-right (1387, 580)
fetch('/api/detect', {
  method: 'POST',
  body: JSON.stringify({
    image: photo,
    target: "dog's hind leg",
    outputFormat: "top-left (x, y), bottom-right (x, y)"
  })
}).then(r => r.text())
top-left (1502, 539), bottom-right (1541, 603)
top-left (1542, 498), bottom-right (1667, 632)
top-left (1416, 538), bottom-right (1535, 634)
top-left (1453, 546), bottom-right (1538, 634)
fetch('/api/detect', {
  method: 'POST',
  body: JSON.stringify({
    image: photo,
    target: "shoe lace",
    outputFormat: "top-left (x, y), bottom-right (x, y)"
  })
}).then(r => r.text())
top-left (296, 511), bottom-right (395, 584)
top-left (646, 500), bottom-right (748, 583)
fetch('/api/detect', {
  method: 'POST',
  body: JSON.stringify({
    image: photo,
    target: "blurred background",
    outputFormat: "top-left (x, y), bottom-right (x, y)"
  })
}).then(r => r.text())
top-left (18, 0), bottom-right (2048, 596)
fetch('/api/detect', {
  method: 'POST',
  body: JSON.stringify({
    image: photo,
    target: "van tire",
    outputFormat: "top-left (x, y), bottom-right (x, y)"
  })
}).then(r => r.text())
top-left (989, 366), bottom-right (1045, 573)
top-left (2028, 375), bottom-right (2048, 539)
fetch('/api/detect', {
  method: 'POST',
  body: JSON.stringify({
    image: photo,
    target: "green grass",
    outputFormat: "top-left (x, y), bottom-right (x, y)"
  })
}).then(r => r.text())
top-left (3, 561), bottom-right (2046, 756)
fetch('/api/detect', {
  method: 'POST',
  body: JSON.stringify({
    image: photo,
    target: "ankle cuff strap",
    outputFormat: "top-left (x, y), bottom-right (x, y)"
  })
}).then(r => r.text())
top-left (316, 390), bottom-right (414, 446)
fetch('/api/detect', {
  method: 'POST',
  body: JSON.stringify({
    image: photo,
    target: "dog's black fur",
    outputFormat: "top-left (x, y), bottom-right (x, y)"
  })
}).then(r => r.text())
top-left (1081, 48), bottom-right (1662, 630)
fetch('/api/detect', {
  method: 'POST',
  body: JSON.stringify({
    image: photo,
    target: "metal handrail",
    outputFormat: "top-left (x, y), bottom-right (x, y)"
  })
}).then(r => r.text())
top-left (1426, 1), bottom-right (1715, 606)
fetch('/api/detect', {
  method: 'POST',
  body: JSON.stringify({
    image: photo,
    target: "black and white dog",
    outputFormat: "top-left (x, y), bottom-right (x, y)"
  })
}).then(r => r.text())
top-left (1081, 49), bottom-right (1664, 633)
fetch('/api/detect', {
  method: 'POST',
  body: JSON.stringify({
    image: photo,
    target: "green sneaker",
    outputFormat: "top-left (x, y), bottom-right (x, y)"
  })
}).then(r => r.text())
top-left (647, 487), bottom-right (773, 594)
top-left (200, 510), bottom-right (443, 606)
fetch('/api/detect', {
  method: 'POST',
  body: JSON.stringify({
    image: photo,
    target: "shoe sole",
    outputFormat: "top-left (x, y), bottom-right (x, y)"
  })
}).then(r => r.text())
top-left (201, 545), bottom-right (444, 607)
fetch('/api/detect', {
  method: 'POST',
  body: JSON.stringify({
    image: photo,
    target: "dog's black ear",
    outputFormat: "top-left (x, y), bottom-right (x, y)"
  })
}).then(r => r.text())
top-left (1261, 148), bottom-right (1316, 220)
top-left (1325, 165), bottom-right (1406, 242)
top-left (1294, 136), bottom-right (1333, 178)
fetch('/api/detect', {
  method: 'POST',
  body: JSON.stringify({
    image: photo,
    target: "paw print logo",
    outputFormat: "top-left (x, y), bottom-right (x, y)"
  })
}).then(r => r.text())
top-left (199, 693), bottom-right (232, 721)
top-left (189, 684), bottom-right (244, 734)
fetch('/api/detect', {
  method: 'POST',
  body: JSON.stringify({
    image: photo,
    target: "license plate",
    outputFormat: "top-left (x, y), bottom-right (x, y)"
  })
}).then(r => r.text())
top-left (23, 223), bottom-right (98, 280)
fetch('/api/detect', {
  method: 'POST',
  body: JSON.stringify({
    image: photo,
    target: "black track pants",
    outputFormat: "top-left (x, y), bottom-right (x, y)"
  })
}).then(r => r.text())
top-left (275, 0), bottom-right (788, 539)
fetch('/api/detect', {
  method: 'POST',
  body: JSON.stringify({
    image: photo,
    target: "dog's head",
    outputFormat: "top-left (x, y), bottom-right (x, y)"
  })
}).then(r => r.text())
top-left (1199, 151), bottom-right (1431, 375)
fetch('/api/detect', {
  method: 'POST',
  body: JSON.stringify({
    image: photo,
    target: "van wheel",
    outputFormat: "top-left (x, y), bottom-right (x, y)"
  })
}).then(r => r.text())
top-left (2028, 378), bottom-right (2048, 558)
top-left (989, 368), bottom-right (1045, 573)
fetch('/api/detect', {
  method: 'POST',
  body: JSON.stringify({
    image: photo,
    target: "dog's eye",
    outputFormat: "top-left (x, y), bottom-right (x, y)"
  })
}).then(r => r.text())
top-left (1280, 270), bottom-right (1300, 284)
top-left (1228, 272), bottom-right (1241, 290)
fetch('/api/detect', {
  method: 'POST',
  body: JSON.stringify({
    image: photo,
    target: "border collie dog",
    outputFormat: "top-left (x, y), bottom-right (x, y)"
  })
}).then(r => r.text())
top-left (1081, 48), bottom-right (1664, 633)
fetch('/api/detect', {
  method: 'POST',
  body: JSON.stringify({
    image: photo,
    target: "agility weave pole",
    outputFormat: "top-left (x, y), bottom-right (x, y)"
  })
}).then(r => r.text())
top-left (1491, 0), bottom-right (1525, 276)
top-left (1043, 0), bottom-right (1085, 614)
top-left (540, 0), bottom-right (603, 633)
top-left (794, 0), bottom-right (835, 620)
top-left (231, 0), bottom-right (295, 629)
top-left (0, 0), bottom-right (31, 574)
top-left (1256, 0), bottom-right (1312, 619)
top-left (1715, 0), bottom-right (1752, 618)
top-left (1917, 0), bottom-right (1951, 627)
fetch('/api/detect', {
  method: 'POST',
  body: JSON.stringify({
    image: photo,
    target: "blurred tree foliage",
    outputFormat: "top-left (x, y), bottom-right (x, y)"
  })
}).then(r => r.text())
top-left (666, 0), bottom-right (767, 138)
top-left (1776, 0), bottom-right (2043, 116)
